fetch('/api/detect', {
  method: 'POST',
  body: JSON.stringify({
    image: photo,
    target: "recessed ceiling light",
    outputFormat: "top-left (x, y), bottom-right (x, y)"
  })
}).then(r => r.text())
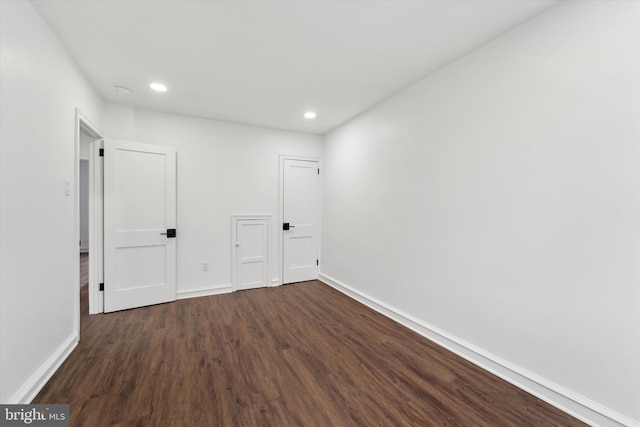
top-left (113, 86), bottom-right (131, 94)
top-left (304, 111), bottom-right (316, 119)
top-left (150, 82), bottom-right (167, 92)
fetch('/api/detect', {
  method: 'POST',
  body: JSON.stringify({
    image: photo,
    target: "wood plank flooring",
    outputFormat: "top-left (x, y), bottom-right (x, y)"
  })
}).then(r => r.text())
top-left (34, 281), bottom-right (586, 426)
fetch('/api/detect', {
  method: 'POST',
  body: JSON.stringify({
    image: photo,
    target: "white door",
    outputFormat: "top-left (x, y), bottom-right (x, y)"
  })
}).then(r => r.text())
top-left (283, 159), bottom-right (319, 284)
top-left (235, 219), bottom-right (269, 291)
top-left (103, 139), bottom-right (177, 312)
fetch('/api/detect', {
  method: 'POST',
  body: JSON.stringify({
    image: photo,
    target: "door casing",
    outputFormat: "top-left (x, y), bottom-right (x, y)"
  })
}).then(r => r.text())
top-left (88, 140), bottom-right (103, 314)
top-left (74, 109), bottom-right (103, 322)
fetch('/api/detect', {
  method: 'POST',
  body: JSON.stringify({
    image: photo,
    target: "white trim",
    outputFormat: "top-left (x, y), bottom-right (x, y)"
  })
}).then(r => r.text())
top-left (231, 214), bottom-right (272, 291)
top-left (176, 284), bottom-right (233, 300)
top-left (278, 154), bottom-right (322, 285)
top-left (9, 333), bottom-right (78, 404)
top-left (75, 109), bottom-right (104, 322)
top-left (88, 140), bottom-right (104, 314)
top-left (318, 273), bottom-right (638, 427)
top-left (271, 279), bottom-right (281, 287)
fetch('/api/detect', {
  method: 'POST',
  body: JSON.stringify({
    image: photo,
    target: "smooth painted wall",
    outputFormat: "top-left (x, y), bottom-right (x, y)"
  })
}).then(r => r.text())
top-left (103, 105), bottom-right (323, 294)
top-left (322, 1), bottom-right (639, 424)
top-left (79, 131), bottom-right (94, 252)
top-left (79, 130), bottom-right (93, 160)
top-left (0, 1), bottom-right (103, 402)
top-left (79, 160), bottom-right (89, 252)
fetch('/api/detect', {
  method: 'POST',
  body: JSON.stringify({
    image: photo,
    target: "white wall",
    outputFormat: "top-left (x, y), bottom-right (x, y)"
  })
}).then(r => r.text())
top-left (103, 105), bottom-right (323, 296)
top-left (79, 131), bottom-right (94, 252)
top-left (103, 103), bottom-right (135, 140)
top-left (79, 130), bottom-right (93, 160)
top-left (321, 1), bottom-right (639, 425)
top-left (0, 1), bottom-right (103, 403)
top-left (79, 159), bottom-right (89, 252)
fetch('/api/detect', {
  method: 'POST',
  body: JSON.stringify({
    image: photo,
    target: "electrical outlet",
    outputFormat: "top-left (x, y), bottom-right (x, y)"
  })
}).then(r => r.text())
top-left (202, 262), bottom-right (209, 272)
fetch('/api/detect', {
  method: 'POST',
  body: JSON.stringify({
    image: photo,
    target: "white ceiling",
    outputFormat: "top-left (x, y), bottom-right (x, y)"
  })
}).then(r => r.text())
top-left (32, 0), bottom-right (559, 135)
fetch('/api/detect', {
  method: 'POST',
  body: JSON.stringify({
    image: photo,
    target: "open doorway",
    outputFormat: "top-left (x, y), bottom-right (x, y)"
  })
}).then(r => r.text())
top-left (79, 131), bottom-right (94, 312)
top-left (75, 109), bottom-right (103, 332)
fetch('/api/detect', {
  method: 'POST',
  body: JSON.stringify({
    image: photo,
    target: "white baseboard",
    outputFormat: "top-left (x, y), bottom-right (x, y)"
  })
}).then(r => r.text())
top-left (270, 279), bottom-right (281, 287)
top-left (176, 284), bottom-right (233, 300)
top-left (9, 333), bottom-right (79, 404)
top-left (319, 273), bottom-right (638, 427)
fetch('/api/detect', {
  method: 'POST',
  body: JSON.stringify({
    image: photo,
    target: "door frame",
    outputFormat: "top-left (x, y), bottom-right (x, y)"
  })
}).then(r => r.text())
top-left (74, 108), bottom-right (104, 324)
top-left (88, 140), bottom-right (104, 314)
top-left (278, 154), bottom-right (322, 285)
top-left (231, 214), bottom-right (272, 291)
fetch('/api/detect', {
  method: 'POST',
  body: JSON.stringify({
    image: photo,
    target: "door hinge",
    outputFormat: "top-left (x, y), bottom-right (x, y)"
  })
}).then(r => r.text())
top-left (99, 283), bottom-right (104, 291)
top-left (316, 259), bottom-right (319, 266)
top-left (99, 148), bottom-right (104, 157)
top-left (317, 168), bottom-right (320, 175)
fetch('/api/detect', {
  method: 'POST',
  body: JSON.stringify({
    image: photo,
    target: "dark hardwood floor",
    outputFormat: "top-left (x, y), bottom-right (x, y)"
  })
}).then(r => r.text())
top-left (34, 280), bottom-right (585, 426)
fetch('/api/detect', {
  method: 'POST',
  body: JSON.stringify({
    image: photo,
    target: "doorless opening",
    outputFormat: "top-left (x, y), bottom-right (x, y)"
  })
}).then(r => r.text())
top-left (74, 109), bottom-right (104, 332)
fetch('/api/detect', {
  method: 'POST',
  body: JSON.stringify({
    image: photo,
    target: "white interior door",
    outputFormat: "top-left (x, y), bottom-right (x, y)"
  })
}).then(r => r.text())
top-left (283, 159), bottom-right (319, 284)
top-left (103, 139), bottom-right (177, 313)
top-left (235, 218), bottom-right (269, 291)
